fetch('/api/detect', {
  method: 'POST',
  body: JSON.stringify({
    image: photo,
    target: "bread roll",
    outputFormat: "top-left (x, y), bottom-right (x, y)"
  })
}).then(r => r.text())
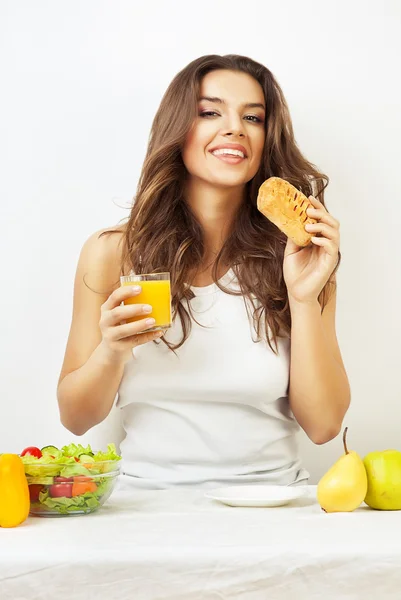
top-left (257, 177), bottom-right (317, 247)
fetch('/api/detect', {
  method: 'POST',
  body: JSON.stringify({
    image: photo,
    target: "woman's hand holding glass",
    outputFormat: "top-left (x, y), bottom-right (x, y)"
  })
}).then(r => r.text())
top-left (98, 285), bottom-right (163, 364)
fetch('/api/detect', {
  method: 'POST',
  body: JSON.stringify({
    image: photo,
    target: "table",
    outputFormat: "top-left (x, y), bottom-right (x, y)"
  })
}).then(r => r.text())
top-left (1, 484), bottom-right (401, 599)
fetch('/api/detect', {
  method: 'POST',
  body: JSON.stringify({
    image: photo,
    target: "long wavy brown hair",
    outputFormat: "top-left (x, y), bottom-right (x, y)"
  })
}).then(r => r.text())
top-left (104, 54), bottom-right (340, 352)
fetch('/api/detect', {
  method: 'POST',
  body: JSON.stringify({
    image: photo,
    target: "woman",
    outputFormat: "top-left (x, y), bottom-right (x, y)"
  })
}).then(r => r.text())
top-left (57, 54), bottom-right (350, 489)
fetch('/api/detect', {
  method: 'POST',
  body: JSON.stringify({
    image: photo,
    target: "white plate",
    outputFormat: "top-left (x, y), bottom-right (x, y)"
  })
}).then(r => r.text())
top-left (205, 485), bottom-right (306, 508)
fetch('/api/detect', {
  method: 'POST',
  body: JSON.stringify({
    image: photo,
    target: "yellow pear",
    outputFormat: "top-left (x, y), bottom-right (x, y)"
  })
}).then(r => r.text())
top-left (317, 427), bottom-right (367, 512)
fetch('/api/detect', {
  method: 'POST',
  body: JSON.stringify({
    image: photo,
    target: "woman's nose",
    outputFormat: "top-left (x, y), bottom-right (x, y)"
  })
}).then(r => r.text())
top-left (221, 114), bottom-right (245, 137)
top-left (224, 129), bottom-right (245, 138)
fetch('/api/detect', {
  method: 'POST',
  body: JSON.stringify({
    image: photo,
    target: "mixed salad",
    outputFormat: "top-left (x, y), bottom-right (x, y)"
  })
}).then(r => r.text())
top-left (20, 443), bottom-right (121, 514)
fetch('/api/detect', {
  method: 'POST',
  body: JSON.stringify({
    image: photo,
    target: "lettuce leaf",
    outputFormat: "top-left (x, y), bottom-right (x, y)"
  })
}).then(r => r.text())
top-left (26, 476), bottom-right (54, 485)
top-left (23, 455), bottom-right (63, 477)
top-left (59, 463), bottom-right (92, 478)
top-left (60, 443), bottom-right (93, 458)
top-left (21, 443), bottom-right (121, 478)
top-left (94, 477), bottom-right (114, 498)
top-left (92, 443), bottom-right (121, 462)
top-left (35, 480), bottom-right (114, 514)
top-left (38, 492), bottom-right (101, 514)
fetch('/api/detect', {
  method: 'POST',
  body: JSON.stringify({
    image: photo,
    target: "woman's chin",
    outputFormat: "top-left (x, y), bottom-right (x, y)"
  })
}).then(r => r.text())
top-left (187, 170), bottom-right (251, 190)
top-left (207, 174), bottom-right (250, 189)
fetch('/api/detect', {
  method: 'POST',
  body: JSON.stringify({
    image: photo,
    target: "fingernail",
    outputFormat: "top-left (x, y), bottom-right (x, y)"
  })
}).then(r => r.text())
top-left (131, 286), bottom-right (141, 293)
top-left (143, 305), bottom-right (153, 313)
top-left (145, 318), bottom-right (156, 326)
top-left (155, 331), bottom-right (163, 337)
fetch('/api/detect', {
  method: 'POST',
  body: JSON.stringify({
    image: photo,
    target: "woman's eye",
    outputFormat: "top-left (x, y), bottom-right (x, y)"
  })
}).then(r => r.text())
top-left (245, 115), bottom-right (264, 123)
top-left (199, 111), bottom-right (264, 123)
top-left (200, 111), bottom-right (219, 118)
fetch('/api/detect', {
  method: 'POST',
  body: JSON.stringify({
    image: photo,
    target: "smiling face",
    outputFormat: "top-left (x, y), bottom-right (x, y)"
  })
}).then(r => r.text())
top-left (182, 69), bottom-right (266, 190)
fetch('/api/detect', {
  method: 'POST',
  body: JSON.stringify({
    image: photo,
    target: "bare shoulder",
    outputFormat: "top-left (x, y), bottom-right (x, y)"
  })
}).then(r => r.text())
top-left (81, 225), bottom-right (126, 266)
top-left (78, 225), bottom-right (127, 293)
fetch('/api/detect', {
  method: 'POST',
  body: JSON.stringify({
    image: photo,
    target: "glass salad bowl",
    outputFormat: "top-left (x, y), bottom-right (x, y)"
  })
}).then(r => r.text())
top-left (21, 443), bottom-right (121, 517)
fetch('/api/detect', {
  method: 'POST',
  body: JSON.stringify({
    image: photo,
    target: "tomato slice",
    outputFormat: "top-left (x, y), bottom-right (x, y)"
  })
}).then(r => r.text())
top-left (49, 483), bottom-right (73, 498)
top-left (21, 446), bottom-right (43, 458)
top-left (29, 484), bottom-right (44, 502)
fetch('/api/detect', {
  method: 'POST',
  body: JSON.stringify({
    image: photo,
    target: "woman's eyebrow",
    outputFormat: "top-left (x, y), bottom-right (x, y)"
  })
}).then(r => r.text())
top-left (199, 96), bottom-right (265, 111)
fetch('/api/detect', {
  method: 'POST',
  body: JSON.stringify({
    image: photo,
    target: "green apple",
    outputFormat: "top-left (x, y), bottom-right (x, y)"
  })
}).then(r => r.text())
top-left (363, 450), bottom-right (401, 510)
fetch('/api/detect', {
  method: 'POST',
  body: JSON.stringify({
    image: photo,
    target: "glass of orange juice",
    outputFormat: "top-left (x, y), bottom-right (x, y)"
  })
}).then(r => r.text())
top-left (120, 272), bottom-right (172, 332)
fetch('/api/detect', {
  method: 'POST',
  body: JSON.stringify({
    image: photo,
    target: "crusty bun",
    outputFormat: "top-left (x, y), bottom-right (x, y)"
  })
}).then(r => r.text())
top-left (257, 177), bottom-right (317, 247)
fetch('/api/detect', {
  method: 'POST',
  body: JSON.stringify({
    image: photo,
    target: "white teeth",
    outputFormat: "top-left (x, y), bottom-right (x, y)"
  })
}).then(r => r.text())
top-left (212, 148), bottom-right (245, 158)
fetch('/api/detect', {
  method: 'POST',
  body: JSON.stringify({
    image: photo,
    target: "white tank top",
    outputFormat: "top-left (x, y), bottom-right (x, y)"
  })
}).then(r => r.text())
top-left (116, 269), bottom-right (309, 489)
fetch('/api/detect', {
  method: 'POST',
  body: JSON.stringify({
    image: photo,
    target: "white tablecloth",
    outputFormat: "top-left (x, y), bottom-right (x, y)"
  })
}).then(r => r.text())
top-left (1, 484), bottom-right (401, 599)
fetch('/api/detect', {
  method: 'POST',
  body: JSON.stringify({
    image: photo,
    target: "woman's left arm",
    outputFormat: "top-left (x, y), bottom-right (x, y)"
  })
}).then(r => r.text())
top-left (283, 194), bottom-right (351, 445)
top-left (288, 286), bottom-right (350, 445)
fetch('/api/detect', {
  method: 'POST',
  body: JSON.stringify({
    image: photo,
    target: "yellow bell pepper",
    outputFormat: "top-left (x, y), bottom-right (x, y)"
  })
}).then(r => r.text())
top-left (0, 454), bottom-right (30, 528)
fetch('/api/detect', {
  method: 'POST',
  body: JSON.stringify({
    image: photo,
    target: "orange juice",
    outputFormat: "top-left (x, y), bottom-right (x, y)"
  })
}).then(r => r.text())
top-left (121, 278), bottom-right (172, 331)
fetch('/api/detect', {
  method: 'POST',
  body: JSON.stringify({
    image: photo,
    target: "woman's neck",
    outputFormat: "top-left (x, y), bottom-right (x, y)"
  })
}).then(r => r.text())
top-left (184, 177), bottom-right (244, 286)
top-left (185, 177), bottom-right (245, 256)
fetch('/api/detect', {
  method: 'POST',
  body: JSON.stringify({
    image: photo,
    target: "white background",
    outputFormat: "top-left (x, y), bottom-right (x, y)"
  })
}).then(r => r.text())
top-left (1, 0), bottom-right (400, 483)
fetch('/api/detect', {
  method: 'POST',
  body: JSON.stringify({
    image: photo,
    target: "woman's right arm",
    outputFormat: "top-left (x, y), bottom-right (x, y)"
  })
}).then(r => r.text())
top-left (57, 229), bottom-right (162, 436)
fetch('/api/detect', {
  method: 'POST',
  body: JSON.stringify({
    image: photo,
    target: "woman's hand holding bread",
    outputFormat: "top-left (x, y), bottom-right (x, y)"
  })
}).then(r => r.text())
top-left (257, 177), bottom-right (340, 304)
